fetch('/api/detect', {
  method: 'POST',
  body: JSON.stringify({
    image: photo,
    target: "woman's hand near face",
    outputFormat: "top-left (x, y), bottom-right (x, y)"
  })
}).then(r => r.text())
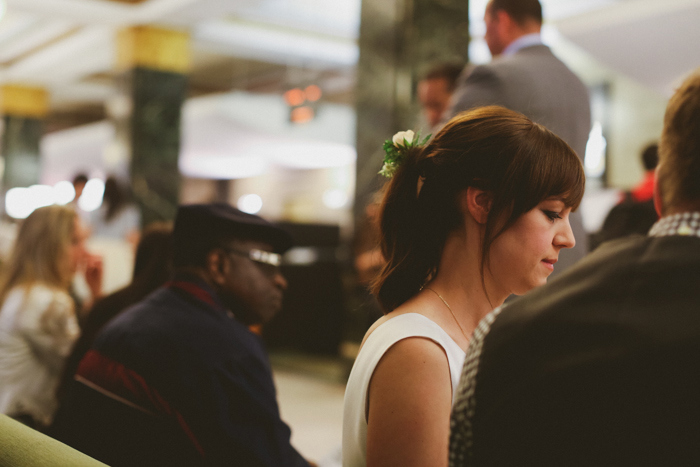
top-left (366, 337), bottom-right (453, 467)
top-left (83, 253), bottom-right (103, 300)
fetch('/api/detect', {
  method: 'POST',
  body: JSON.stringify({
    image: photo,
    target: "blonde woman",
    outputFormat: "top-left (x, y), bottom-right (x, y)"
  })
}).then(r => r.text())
top-left (0, 205), bottom-right (91, 428)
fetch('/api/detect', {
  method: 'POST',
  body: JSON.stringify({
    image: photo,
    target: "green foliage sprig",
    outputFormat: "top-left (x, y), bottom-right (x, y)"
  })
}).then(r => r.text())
top-left (379, 130), bottom-right (431, 178)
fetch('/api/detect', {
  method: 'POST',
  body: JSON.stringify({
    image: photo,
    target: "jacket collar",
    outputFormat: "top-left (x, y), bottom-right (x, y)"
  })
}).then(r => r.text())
top-left (502, 32), bottom-right (543, 56)
top-left (165, 272), bottom-right (227, 311)
top-left (649, 212), bottom-right (700, 238)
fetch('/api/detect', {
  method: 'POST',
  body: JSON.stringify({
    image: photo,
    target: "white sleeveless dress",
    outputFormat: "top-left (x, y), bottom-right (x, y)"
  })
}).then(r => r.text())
top-left (342, 313), bottom-right (466, 466)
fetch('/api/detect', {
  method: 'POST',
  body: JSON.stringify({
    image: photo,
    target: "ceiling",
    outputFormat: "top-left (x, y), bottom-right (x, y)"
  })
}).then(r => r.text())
top-left (0, 0), bottom-right (697, 133)
top-left (0, 0), bottom-right (360, 131)
top-left (554, 0), bottom-right (700, 96)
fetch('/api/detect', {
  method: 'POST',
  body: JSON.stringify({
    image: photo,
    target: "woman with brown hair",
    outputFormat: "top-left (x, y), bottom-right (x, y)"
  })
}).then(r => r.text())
top-left (342, 106), bottom-right (585, 466)
top-left (0, 205), bottom-right (91, 429)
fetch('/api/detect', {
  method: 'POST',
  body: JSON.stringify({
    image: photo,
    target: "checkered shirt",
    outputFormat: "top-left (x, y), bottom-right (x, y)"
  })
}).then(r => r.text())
top-left (649, 212), bottom-right (700, 238)
top-left (449, 306), bottom-right (504, 466)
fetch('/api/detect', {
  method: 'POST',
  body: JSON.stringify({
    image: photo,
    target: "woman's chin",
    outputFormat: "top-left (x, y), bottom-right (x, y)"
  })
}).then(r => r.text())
top-left (513, 278), bottom-right (548, 296)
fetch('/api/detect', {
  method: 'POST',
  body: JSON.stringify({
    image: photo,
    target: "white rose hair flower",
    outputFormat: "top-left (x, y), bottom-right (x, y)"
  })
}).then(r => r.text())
top-left (392, 130), bottom-right (415, 148)
top-left (379, 130), bottom-right (430, 178)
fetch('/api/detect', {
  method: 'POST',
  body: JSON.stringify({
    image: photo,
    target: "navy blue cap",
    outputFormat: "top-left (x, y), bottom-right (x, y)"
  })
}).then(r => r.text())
top-left (172, 203), bottom-right (293, 267)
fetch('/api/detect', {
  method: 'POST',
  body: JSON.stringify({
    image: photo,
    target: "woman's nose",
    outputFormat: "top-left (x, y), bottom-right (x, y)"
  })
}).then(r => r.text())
top-left (555, 218), bottom-right (576, 249)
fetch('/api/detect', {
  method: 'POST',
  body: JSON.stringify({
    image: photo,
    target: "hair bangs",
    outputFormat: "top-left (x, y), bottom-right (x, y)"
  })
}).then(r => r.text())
top-left (508, 125), bottom-right (585, 217)
top-left (533, 140), bottom-right (585, 210)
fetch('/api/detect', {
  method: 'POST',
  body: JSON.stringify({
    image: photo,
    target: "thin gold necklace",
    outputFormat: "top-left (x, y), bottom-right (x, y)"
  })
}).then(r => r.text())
top-left (424, 287), bottom-right (469, 340)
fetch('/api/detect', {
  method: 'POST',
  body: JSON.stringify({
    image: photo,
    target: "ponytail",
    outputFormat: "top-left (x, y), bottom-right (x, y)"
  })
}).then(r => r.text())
top-left (371, 143), bottom-right (459, 311)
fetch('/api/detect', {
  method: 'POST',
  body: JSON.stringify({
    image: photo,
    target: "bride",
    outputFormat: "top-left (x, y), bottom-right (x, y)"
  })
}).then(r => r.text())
top-left (342, 106), bottom-right (585, 466)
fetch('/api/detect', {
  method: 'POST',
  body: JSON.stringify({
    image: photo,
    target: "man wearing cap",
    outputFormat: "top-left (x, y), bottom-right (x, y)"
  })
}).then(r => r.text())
top-left (52, 204), bottom-right (310, 466)
top-left (449, 70), bottom-right (700, 466)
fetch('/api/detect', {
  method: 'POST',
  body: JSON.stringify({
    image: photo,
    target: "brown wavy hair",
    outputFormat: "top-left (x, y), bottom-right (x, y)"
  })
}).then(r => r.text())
top-left (371, 106), bottom-right (584, 312)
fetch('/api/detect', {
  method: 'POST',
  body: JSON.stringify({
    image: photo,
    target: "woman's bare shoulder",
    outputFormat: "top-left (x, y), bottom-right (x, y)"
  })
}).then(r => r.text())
top-left (360, 296), bottom-right (433, 348)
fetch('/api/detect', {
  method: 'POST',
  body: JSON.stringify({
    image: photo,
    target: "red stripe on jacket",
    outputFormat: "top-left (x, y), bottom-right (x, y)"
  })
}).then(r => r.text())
top-left (77, 349), bottom-right (206, 458)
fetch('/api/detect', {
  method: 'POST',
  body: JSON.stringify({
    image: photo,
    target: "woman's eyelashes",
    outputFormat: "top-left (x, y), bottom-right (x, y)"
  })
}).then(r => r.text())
top-left (542, 210), bottom-right (562, 221)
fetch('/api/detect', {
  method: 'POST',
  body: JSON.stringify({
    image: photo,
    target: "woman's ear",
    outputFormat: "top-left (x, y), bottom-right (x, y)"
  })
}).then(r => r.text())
top-left (462, 187), bottom-right (493, 224)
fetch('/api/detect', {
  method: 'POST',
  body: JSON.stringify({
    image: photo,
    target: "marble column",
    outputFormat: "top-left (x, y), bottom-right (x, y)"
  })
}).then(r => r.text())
top-left (114, 26), bottom-right (190, 226)
top-left (354, 0), bottom-right (470, 218)
top-left (346, 0), bottom-right (470, 341)
top-left (0, 85), bottom-right (48, 192)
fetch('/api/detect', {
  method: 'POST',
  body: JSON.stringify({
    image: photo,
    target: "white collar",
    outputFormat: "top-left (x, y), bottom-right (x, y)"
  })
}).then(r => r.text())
top-left (502, 33), bottom-right (543, 57)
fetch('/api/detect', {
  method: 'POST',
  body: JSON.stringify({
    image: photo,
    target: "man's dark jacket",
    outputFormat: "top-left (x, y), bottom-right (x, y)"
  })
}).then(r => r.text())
top-left (52, 274), bottom-right (308, 467)
top-left (450, 233), bottom-right (700, 466)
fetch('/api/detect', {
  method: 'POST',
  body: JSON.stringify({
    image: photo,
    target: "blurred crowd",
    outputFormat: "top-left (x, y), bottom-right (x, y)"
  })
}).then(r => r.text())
top-left (0, 203), bottom-right (171, 431)
top-left (2, 0), bottom-right (700, 466)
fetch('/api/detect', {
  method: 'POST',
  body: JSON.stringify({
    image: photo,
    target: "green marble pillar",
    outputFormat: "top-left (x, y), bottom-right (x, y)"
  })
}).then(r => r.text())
top-left (115, 26), bottom-right (190, 226)
top-left (1, 116), bottom-right (43, 191)
top-left (354, 0), bottom-right (470, 217)
top-left (121, 67), bottom-right (187, 226)
top-left (0, 85), bottom-right (48, 193)
top-left (346, 0), bottom-right (470, 340)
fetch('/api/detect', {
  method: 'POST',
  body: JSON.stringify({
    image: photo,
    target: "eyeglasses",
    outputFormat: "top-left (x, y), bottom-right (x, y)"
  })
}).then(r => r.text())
top-left (224, 248), bottom-right (282, 277)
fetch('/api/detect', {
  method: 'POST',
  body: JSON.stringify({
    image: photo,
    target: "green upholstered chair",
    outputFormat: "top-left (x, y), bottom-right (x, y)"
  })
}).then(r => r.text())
top-left (0, 414), bottom-right (107, 466)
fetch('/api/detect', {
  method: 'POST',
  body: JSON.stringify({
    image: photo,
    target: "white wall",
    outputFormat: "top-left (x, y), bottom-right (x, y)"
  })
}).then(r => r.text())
top-left (607, 78), bottom-right (666, 188)
top-left (552, 37), bottom-right (667, 190)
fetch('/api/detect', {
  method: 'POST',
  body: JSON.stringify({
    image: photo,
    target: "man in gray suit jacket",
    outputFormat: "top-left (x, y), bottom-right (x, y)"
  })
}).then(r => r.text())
top-left (449, 69), bottom-right (700, 466)
top-left (446, 0), bottom-right (591, 275)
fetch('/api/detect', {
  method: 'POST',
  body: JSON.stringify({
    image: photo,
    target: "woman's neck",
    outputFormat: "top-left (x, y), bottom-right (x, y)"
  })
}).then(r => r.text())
top-left (428, 229), bottom-right (508, 334)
